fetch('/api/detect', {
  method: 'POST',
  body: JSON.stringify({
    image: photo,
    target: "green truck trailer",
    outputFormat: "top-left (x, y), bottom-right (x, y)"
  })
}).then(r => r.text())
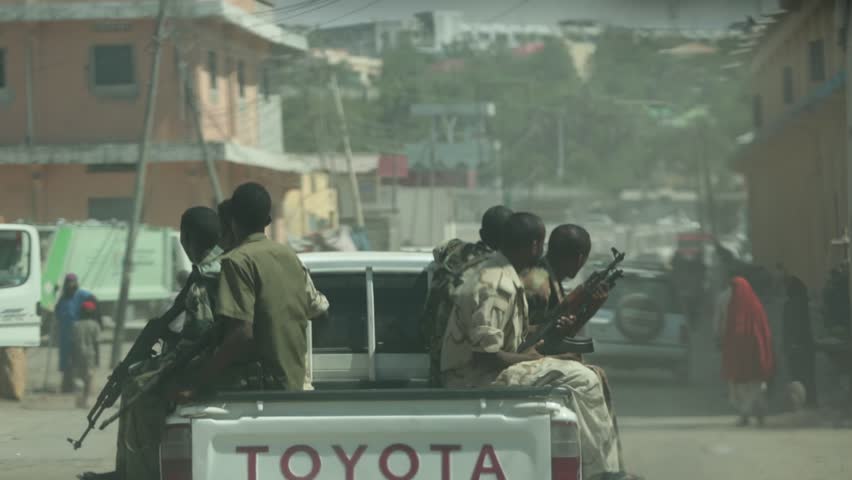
top-left (40, 222), bottom-right (191, 333)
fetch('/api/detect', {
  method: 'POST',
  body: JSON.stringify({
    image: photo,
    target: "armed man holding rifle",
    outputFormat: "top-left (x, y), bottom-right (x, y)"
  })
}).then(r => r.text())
top-left (439, 214), bottom-right (635, 479)
top-left (78, 206), bottom-right (223, 480)
top-left (513, 224), bottom-right (636, 478)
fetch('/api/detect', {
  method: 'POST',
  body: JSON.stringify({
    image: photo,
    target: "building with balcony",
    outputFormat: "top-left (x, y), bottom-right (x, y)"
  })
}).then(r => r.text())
top-left (0, 0), bottom-right (337, 239)
top-left (308, 10), bottom-right (560, 57)
top-left (733, 0), bottom-right (848, 291)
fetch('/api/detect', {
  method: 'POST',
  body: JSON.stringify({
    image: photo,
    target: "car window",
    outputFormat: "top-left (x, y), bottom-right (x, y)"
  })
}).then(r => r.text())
top-left (373, 271), bottom-right (429, 353)
top-left (311, 273), bottom-right (368, 353)
top-left (0, 230), bottom-right (31, 289)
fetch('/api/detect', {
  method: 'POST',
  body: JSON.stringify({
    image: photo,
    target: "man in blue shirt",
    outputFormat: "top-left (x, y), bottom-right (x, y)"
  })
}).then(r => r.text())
top-left (54, 273), bottom-right (94, 393)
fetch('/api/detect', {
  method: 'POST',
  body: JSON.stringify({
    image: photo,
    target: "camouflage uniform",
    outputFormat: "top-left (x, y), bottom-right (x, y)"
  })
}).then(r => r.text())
top-left (424, 239), bottom-right (493, 386)
top-left (115, 247), bottom-right (221, 480)
top-left (302, 260), bottom-right (329, 391)
top-left (440, 252), bottom-right (528, 388)
top-left (519, 256), bottom-right (627, 473)
top-left (494, 358), bottom-right (621, 478)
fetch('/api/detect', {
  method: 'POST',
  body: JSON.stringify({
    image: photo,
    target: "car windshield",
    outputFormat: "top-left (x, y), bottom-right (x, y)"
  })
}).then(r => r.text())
top-left (0, 230), bottom-right (30, 289)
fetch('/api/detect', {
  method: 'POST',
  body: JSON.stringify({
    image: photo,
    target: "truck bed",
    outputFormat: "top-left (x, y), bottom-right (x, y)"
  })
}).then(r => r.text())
top-left (164, 387), bottom-right (580, 480)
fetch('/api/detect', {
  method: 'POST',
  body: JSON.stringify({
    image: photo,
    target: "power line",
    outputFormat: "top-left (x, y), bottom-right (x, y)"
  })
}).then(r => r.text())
top-left (316, 0), bottom-right (384, 27)
top-left (487, 0), bottom-right (533, 22)
top-left (279, 0), bottom-right (344, 22)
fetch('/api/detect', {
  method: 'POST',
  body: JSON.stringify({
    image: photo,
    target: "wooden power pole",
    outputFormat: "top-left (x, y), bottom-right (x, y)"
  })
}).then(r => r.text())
top-left (845, 3), bottom-right (852, 359)
top-left (181, 54), bottom-right (223, 205)
top-left (110, 0), bottom-right (170, 367)
top-left (329, 72), bottom-right (365, 228)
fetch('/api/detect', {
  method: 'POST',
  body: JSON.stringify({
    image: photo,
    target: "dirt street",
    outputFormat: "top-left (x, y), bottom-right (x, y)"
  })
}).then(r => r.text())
top-left (1, 336), bottom-right (851, 480)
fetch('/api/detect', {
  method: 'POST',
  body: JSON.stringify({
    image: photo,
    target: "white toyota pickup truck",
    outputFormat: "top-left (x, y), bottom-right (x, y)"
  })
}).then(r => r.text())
top-left (160, 252), bottom-right (583, 480)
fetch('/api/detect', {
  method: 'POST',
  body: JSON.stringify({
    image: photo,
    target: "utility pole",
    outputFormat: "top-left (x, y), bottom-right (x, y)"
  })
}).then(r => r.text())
top-left (556, 111), bottom-right (565, 180)
top-left (179, 52), bottom-right (223, 205)
top-left (699, 124), bottom-right (717, 236)
top-left (845, 2), bottom-right (852, 357)
top-left (429, 117), bottom-right (437, 239)
top-left (110, 0), bottom-right (169, 367)
top-left (329, 72), bottom-right (365, 228)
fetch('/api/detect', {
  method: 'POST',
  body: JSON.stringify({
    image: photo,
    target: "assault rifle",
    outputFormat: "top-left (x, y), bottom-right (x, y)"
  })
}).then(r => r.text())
top-left (67, 270), bottom-right (200, 450)
top-left (519, 248), bottom-right (626, 355)
top-left (98, 319), bottom-right (224, 430)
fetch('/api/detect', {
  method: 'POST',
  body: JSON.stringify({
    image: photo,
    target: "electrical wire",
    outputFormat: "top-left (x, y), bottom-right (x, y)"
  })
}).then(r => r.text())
top-left (487, 0), bottom-right (533, 22)
top-left (315, 0), bottom-right (385, 27)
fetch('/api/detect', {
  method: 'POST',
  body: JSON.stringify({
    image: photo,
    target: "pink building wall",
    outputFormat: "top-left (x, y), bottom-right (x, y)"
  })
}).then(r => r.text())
top-left (0, 2), bottom-right (308, 237)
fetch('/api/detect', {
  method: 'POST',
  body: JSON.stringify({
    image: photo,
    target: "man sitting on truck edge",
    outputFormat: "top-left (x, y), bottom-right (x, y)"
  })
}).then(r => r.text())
top-left (439, 215), bottom-right (631, 479)
top-left (439, 211), bottom-right (544, 388)
top-left (80, 206), bottom-right (224, 480)
top-left (191, 182), bottom-right (311, 394)
top-left (217, 194), bottom-right (327, 390)
top-left (519, 224), bottom-right (636, 477)
top-left (423, 205), bottom-right (513, 386)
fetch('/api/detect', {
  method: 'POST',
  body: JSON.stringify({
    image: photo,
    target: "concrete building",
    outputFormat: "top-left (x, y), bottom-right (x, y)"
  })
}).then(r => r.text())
top-left (309, 10), bottom-right (559, 56)
top-left (733, 0), bottom-right (848, 292)
top-left (310, 48), bottom-right (382, 91)
top-left (0, 0), bottom-right (337, 239)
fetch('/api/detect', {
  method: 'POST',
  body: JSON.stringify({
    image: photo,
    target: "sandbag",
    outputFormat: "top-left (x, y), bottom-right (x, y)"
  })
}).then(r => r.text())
top-left (0, 347), bottom-right (27, 400)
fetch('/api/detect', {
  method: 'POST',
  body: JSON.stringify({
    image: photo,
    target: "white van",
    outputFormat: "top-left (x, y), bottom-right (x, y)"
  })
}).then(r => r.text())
top-left (0, 224), bottom-right (42, 347)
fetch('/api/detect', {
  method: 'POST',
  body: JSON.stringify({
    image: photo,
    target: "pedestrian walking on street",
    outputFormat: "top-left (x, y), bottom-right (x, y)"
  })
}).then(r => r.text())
top-left (721, 276), bottom-right (775, 427)
top-left (782, 276), bottom-right (817, 408)
top-left (72, 299), bottom-right (102, 408)
top-left (54, 273), bottom-right (95, 393)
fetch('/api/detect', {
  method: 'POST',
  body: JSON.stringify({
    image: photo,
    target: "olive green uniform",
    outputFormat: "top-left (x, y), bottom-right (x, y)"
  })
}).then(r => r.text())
top-left (216, 233), bottom-right (310, 391)
top-left (301, 259), bottom-right (329, 390)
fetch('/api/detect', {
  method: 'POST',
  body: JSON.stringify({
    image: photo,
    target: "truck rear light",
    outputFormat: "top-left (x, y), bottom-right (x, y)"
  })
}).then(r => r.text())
top-left (551, 419), bottom-right (581, 480)
top-left (160, 424), bottom-right (192, 480)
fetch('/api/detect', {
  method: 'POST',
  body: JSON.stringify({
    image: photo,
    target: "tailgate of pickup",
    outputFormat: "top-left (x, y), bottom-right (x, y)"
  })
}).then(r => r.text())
top-left (179, 388), bottom-right (572, 480)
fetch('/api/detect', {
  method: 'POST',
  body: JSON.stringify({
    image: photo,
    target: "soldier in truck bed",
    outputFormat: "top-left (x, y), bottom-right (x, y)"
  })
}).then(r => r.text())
top-left (439, 214), bottom-right (633, 479)
top-left (422, 205), bottom-right (513, 386)
top-left (189, 182), bottom-right (311, 394)
top-left (218, 196), bottom-right (328, 390)
top-left (80, 206), bottom-right (224, 480)
top-left (519, 224), bottom-right (632, 475)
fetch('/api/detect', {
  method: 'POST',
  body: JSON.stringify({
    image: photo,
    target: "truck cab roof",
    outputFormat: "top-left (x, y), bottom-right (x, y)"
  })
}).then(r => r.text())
top-left (298, 251), bottom-right (434, 389)
top-left (299, 251), bottom-right (433, 273)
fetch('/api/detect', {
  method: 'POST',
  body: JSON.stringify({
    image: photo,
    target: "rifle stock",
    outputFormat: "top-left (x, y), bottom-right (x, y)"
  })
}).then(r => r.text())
top-left (67, 270), bottom-right (200, 450)
top-left (518, 248), bottom-right (626, 354)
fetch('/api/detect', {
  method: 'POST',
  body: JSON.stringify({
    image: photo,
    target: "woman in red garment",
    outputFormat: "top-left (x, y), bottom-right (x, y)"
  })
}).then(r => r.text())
top-left (722, 276), bottom-right (775, 426)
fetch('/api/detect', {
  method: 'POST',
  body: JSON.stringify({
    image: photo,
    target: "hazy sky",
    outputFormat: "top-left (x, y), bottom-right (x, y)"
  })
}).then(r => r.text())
top-left (278, 0), bottom-right (778, 30)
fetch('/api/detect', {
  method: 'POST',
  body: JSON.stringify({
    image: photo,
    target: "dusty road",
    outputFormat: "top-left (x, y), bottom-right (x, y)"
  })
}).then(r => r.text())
top-left (1, 339), bottom-right (851, 480)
